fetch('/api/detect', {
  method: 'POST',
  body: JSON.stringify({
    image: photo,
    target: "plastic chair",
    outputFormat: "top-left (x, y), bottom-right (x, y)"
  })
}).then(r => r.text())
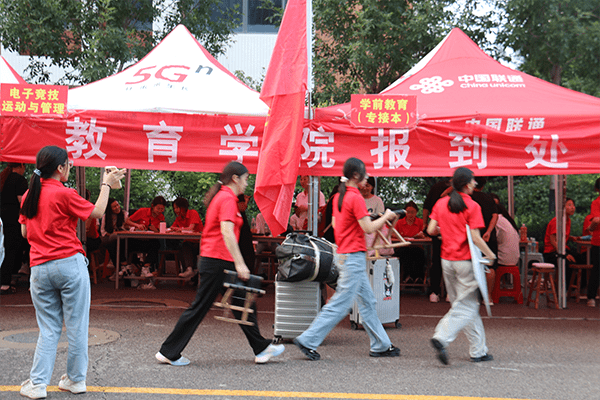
top-left (492, 265), bottom-right (523, 304)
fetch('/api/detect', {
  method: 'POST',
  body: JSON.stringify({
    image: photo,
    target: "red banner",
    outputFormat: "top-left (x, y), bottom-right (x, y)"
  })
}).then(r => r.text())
top-left (351, 94), bottom-right (417, 129)
top-left (1, 84), bottom-right (68, 118)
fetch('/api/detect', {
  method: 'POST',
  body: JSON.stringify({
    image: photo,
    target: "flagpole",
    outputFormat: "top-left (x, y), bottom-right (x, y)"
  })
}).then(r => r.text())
top-left (306, 0), bottom-right (319, 236)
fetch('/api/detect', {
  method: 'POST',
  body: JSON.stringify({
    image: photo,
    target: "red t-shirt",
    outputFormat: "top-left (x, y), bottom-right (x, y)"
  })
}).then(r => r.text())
top-left (591, 196), bottom-right (600, 246)
top-left (172, 209), bottom-right (203, 232)
top-left (395, 217), bottom-right (424, 238)
top-left (430, 192), bottom-right (485, 261)
top-left (129, 207), bottom-right (164, 230)
top-left (200, 186), bottom-right (242, 262)
top-left (333, 186), bottom-right (370, 253)
top-left (19, 179), bottom-right (95, 267)
top-left (543, 216), bottom-right (571, 253)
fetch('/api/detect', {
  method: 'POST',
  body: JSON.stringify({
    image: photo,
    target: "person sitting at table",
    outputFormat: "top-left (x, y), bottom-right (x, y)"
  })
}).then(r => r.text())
top-left (101, 198), bottom-right (128, 269)
top-left (290, 202), bottom-right (307, 231)
top-left (492, 214), bottom-right (520, 297)
top-left (543, 198), bottom-right (578, 285)
top-left (124, 196), bottom-right (166, 286)
top-left (394, 201), bottom-right (427, 284)
top-left (169, 197), bottom-right (203, 280)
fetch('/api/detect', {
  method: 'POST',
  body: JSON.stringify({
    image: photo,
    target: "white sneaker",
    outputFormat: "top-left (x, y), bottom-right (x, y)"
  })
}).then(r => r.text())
top-left (141, 266), bottom-right (154, 278)
top-left (58, 374), bottom-right (86, 394)
top-left (20, 379), bottom-right (47, 399)
top-left (429, 293), bottom-right (440, 303)
top-left (255, 343), bottom-right (285, 364)
top-left (139, 281), bottom-right (156, 290)
top-left (587, 299), bottom-right (596, 307)
top-left (178, 267), bottom-right (196, 279)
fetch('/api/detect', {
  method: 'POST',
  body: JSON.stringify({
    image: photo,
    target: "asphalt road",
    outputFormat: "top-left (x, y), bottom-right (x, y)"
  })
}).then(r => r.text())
top-left (1, 281), bottom-right (599, 400)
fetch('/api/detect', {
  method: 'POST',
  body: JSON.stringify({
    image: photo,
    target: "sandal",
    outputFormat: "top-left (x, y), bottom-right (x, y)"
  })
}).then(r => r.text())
top-left (0, 286), bottom-right (16, 295)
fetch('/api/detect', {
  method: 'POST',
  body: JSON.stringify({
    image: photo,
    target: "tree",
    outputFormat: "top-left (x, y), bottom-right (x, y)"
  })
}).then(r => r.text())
top-left (493, 0), bottom-right (600, 97)
top-left (0, 0), bottom-right (240, 85)
top-left (312, 0), bottom-right (496, 105)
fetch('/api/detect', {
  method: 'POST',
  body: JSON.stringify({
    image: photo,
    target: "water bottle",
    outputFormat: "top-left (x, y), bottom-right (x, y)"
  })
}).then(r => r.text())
top-left (520, 224), bottom-right (527, 242)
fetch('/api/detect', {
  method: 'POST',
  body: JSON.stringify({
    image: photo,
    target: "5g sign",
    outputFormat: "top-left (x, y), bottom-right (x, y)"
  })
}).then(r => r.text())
top-left (126, 64), bottom-right (213, 84)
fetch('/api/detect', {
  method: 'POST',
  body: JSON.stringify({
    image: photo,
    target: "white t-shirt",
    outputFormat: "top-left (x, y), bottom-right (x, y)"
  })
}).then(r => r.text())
top-left (495, 214), bottom-right (520, 265)
top-left (364, 195), bottom-right (385, 216)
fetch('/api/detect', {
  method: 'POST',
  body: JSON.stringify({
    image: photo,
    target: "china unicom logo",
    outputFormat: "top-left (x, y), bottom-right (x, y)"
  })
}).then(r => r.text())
top-left (409, 76), bottom-right (454, 94)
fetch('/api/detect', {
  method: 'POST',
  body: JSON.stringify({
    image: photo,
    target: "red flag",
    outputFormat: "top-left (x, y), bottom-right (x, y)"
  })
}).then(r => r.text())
top-left (254, 0), bottom-right (307, 237)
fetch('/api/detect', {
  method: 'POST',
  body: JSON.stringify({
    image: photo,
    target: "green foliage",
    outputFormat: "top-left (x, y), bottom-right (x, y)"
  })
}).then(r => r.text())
top-left (0, 0), bottom-right (240, 85)
top-left (493, 0), bottom-right (600, 96)
top-left (312, 0), bottom-right (495, 105)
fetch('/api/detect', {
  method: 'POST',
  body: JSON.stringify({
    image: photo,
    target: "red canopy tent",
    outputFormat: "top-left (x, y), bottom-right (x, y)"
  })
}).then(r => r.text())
top-left (304, 28), bottom-right (600, 177)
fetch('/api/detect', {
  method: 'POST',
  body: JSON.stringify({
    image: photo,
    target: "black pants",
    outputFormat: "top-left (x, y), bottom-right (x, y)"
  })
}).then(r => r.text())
top-left (1, 223), bottom-right (24, 286)
top-left (395, 246), bottom-right (426, 280)
top-left (429, 236), bottom-right (442, 295)
top-left (587, 245), bottom-right (600, 300)
top-left (159, 257), bottom-right (271, 361)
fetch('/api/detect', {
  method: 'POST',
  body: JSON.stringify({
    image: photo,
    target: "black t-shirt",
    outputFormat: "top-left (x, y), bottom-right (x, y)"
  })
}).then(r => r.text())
top-left (423, 179), bottom-right (451, 212)
top-left (1, 172), bottom-right (28, 224)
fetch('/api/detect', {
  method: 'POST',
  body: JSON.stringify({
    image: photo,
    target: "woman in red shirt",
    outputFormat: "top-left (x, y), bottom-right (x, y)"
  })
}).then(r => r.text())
top-left (427, 167), bottom-right (495, 366)
top-left (294, 157), bottom-right (400, 361)
top-left (18, 146), bottom-right (124, 399)
top-left (586, 178), bottom-right (600, 307)
top-left (156, 162), bottom-right (284, 366)
top-left (394, 200), bottom-right (427, 284)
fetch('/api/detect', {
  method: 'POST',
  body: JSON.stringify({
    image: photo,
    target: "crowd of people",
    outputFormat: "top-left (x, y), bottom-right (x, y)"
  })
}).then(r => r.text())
top-left (4, 146), bottom-right (599, 398)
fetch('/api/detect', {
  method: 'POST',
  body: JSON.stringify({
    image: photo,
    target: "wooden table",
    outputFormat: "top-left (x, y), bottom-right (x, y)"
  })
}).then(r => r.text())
top-left (252, 234), bottom-right (285, 282)
top-left (115, 230), bottom-right (202, 289)
top-left (575, 240), bottom-right (592, 264)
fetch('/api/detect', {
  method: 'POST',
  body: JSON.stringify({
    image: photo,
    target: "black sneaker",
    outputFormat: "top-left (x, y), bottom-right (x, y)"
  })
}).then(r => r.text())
top-left (470, 354), bottom-right (493, 362)
top-left (369, 345), bottom-right (400, 357)
top-left (431, 338), bottom-right (449, 365)
top-left (293, 338), bottom-right (320, 361)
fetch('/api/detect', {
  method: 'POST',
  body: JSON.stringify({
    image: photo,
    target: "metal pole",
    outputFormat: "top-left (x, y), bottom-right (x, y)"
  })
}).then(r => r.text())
top-left (507, 176), bottom-right (514, 218)
top-left (555, 175), bottom-right (566, 309)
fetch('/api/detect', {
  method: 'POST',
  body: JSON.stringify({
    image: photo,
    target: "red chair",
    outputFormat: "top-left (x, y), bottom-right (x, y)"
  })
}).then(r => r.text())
top-left (491, 265), bottom-right (523, 304)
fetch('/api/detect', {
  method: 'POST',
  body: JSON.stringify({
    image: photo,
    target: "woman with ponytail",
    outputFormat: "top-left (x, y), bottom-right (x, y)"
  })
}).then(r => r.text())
top-left (18, 146), bottom-right (125, 399)
top-left (427, 167), bottom-right (495, 366)
top-left (294, 157), bottom-right (401, 361)
top-left (156, 161), bottom-right (284, 366)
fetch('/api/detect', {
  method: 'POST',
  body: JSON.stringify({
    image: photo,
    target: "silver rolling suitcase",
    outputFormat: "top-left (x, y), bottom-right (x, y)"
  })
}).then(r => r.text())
top-left (273, 280), bottom-right (321, 343)
top-left (349, 257), bottom-right (401, 330)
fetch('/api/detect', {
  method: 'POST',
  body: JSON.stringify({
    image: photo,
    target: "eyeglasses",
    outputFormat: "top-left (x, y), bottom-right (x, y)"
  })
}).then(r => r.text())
top-left (65, 160), bottom-right (74, 168)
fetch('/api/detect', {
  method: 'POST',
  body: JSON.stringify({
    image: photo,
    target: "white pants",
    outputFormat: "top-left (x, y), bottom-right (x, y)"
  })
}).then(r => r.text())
top-left (433, 259), bottom-right (488, 358)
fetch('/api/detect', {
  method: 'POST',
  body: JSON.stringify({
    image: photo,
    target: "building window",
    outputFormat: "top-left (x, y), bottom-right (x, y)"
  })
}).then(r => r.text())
top-left (217, 0), bottom-right (286, 33)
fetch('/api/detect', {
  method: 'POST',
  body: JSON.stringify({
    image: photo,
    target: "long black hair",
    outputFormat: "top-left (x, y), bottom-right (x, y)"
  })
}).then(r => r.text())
top-left (204, 161), bottom-right (248, 209)
top-left (338, 157), bottom-right (367, 212)
top-left (448, 167), bottom-right (474, 214)
top-left (104, 197), bottom-right (125, 234)
top-left (20, 146), bottom-right (68, 219)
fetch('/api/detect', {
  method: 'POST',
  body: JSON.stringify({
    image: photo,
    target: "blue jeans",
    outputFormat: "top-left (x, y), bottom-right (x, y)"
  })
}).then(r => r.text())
top-left (296, 252), bottom-right (391, 352)
top-left (29, 253), bottom-right (91, 385)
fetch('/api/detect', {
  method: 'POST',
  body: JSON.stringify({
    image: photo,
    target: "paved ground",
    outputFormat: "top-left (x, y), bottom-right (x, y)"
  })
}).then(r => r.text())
top-left (1, 279), bottom-right (599, 400)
